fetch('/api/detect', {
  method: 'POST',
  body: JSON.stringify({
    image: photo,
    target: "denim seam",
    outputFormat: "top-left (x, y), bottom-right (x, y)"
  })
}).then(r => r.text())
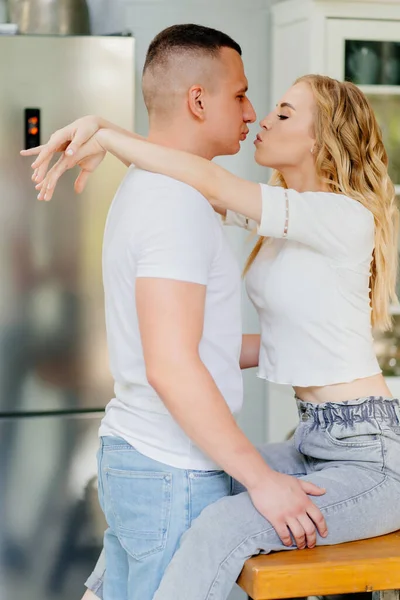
top-left (205, 475), bottom-right (389, 600)
top-left (376, 419), bottom-right (387, 473)
top-left (189, 471), bottom-right (226, 479)
top-left (102, 445), bottom-right (138, 452)
top-left (185, 471), bottom-right (190, 529)
top-left (105, 467), bottom-right (170, 480)
top-left (188, 472), bottom-right (193, 525)
top-left (320, 475), bottom-right (388, 515)
top-left (97, 449), bottom-right (105, 506)
top-left (163, 473), bottom-right (172, 554)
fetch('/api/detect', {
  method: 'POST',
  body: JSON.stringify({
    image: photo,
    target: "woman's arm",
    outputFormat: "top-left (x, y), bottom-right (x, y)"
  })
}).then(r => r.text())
top-left (240, 334), bottom-right (260, 369)
top-left (96, 118), bottom-right (146, 167)
top-left (97, 129), bottom-right (262, 222)
top-left (26, 118), bottom-right (260, 227)
top-left (33, 127), bottom-right (263, 224)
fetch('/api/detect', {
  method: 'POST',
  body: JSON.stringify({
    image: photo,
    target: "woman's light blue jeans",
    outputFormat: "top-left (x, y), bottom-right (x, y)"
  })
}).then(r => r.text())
top-left (151, 396), bottom-right (400, 600)
top-left (86, 436), bottom-right (232, 600)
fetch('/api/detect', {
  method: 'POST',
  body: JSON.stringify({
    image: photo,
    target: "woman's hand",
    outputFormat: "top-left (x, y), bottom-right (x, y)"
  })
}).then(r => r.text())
top-left (249, 471), bottom-right (328, 549)
top-left (21, 115), bottom-right (104, 186)
top-left (35, 134), bottom-right (107, 201)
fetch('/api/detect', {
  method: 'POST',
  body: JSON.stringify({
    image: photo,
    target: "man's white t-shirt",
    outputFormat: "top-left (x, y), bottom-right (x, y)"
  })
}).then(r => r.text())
top-left (99, 167), bottom-right (243, 470)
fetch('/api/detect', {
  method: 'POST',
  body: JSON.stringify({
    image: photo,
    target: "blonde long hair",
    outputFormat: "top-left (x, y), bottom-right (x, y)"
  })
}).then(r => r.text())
top-left (244, 74), bottom-right (399, 331)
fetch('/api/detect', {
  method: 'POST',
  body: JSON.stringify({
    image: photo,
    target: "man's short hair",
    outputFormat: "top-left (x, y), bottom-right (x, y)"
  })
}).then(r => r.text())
top-left (142, 24), bottom-right (242, 117)
top-left (143, 24), bottom-right (242, 74)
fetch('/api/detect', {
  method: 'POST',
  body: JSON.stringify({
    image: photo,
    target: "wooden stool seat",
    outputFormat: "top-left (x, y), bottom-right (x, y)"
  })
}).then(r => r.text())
top-left (237, 531), bottom-right (400, 600)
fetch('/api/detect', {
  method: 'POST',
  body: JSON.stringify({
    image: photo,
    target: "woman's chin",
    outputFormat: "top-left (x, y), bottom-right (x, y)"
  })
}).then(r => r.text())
top-left (254, 148), bottom-right (277, 170)
top-left (254, 148), bottom-right (267, 167)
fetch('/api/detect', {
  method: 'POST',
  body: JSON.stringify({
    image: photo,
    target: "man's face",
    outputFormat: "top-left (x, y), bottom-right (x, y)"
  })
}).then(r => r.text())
top-left (204, 48), bottom-right (256, 157)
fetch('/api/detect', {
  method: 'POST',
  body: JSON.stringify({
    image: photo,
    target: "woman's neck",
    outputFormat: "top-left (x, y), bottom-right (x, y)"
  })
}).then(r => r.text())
top-left (280, 167), bottom-right (329, 193)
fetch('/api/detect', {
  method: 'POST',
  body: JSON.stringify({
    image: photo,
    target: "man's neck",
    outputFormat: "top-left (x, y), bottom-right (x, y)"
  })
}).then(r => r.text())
top-left (147, 125), bottom-right (215, 160)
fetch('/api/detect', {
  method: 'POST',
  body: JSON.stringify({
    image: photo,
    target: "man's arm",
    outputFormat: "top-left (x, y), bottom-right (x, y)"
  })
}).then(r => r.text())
top-left (136, 278), bottom-right (268, 489)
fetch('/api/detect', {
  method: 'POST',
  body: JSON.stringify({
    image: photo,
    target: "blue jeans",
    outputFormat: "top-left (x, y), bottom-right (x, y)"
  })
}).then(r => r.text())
top-left (152, 396), bottom-right (400, 600)
top-left (87, 436), bottom-right (232, 600)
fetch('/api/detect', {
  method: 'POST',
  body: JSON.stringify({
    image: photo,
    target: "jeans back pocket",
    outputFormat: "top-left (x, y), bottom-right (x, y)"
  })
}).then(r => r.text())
top-left (105, 468), bottom-right (172, 560)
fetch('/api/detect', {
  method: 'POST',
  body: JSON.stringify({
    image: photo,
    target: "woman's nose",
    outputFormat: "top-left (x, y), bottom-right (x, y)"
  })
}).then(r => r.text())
top-left (259, 118), bottom-right (272, 130)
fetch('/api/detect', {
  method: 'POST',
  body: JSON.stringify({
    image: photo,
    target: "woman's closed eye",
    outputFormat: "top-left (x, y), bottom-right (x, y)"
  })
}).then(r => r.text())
top-left (277, 114), bottom-right (289, 120)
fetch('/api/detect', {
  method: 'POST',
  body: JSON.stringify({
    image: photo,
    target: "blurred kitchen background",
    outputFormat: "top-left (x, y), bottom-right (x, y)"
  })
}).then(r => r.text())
top-left (0, 1), bottom-right (399, 599)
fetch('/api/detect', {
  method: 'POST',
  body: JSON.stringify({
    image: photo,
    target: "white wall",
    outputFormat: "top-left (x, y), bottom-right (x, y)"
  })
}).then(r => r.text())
top-left (87, 0), bottom-right (274, 449)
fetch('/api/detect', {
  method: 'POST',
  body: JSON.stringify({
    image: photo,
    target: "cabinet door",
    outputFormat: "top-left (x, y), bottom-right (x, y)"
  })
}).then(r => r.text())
top-left (326, 19), bottom-right (400, 82)
top-left (326, 19), bottom-right (400, 189)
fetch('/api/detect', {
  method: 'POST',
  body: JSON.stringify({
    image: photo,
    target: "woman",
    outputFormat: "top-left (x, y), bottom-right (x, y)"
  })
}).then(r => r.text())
top-left (24, 74), bottom-right (400, 600)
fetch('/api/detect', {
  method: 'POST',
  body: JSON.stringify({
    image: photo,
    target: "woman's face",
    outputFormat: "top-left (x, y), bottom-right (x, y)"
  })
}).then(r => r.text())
top-left (254, 82), bottom-right (316, 171)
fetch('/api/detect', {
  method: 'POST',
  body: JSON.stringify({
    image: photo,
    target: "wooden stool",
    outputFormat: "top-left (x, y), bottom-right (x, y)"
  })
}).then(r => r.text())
top-left (237, 531), bottom-right (400, 600)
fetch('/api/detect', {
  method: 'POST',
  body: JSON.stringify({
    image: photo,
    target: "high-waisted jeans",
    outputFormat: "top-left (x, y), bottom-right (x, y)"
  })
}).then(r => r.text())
top-left (151, 396), bottom-right (400, 600)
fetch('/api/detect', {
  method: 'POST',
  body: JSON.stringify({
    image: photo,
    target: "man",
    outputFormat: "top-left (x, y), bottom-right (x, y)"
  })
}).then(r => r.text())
top-left (25, 24), bottom-right (326, 600)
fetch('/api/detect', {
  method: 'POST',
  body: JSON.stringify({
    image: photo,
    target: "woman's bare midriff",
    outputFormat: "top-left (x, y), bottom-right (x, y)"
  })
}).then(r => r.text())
top-left (294, 373), bottom-right (392, 404)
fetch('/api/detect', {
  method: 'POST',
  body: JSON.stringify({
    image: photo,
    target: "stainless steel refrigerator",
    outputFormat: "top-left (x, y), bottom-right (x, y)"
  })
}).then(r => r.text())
top-left (0, 34), bottom-right (134, 600)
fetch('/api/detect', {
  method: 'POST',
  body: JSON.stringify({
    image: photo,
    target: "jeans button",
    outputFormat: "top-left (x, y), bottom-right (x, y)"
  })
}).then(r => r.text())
top-left (301, 413), bottom-right (309, 422)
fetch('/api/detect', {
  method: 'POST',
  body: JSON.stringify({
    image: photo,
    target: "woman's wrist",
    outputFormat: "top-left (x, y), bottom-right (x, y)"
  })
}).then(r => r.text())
top-left (96, 127), bottom-right (113, 152)
top-left (97, 117), bottom-right (145, 143)
top-left (97, 116), bottom-right (118, 131)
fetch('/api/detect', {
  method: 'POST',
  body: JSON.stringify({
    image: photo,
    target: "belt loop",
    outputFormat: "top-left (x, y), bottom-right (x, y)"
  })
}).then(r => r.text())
top-left (317, 407), bottom-right (326, 429)
top-left (394, 401), bottom-right (400, 425)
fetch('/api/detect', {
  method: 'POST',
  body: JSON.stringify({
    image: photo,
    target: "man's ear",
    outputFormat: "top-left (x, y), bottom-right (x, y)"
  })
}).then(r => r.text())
top-left (188, 85), bottom-right (206, 121)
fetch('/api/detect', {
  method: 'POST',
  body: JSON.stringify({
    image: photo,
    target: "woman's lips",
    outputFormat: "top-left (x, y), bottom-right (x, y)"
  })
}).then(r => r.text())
top-left (254, 133), bottom-right (263, 145)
